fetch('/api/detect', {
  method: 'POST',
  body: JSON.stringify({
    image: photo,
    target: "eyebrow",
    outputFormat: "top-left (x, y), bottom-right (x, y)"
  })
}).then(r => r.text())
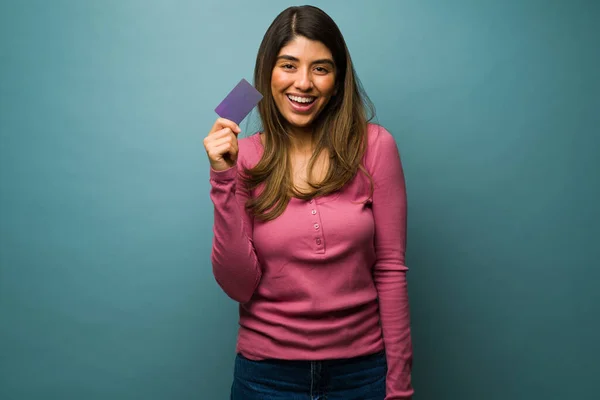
top-left (277, 55), bottom-right (335, 67)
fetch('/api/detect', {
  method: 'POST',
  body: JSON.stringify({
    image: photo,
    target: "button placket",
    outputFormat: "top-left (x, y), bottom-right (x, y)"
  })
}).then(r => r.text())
top-left (309, 199), bottom-right (325, 253)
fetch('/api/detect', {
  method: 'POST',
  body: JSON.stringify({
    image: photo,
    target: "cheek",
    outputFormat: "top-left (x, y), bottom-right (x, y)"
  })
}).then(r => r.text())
top-left (316, 76), bottom-right (336, 97)
top-left (270, 71), bottom-right (287, 93)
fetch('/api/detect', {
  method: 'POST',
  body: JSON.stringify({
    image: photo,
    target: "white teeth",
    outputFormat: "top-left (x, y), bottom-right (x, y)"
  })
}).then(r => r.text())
top-left (287, 95), bottom-right (315, 104)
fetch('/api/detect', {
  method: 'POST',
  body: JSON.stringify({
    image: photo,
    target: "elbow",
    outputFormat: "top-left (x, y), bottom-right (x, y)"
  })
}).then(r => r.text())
top-left (211, 258), bottom-right (258, 304)
top-left (213, 275), bottom-right (255, 304)
top-left (232, 292), bottom-right (253, 304)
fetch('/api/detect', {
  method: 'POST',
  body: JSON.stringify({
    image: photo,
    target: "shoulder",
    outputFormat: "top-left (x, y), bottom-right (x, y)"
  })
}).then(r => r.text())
top-left (367, 122), bottom-right (395, 142)
top-left (364, 123), bottom-right (400, 163)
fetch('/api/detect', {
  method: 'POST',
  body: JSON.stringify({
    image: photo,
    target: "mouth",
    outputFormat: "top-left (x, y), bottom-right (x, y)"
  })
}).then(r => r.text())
top-left (286, 94), bottom-right (317, 113)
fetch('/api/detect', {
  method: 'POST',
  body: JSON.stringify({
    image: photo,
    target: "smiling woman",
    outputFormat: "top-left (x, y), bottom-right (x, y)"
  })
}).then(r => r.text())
top-left (203, 5), bottom-right (413, 400)
top-left (240, 5), bottom-right (378, 221)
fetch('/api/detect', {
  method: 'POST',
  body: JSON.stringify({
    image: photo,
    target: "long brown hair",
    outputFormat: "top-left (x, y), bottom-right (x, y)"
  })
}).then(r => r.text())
top-left (242, 5), bottom-right (375, 221)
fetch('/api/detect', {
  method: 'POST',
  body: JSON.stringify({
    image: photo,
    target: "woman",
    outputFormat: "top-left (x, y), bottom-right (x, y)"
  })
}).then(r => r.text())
top-left (204, 5), bottom-right (413, 400)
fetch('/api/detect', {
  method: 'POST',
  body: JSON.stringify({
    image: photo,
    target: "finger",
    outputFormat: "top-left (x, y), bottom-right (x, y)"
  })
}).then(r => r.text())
top-left (205, 129), bottom-right (238, 152)
top-left (206, 134), bottom-right (238, 156)
top-left (210, 134), bottom-right (238, 151)
top-left (210, 118), bottom-right (241, 135)
top-left (204, 129), bottom-right (237, 150)
top-left (209, 142), bottom-right (238, 161)
top-left (209, 127), bottom-right (235, 140)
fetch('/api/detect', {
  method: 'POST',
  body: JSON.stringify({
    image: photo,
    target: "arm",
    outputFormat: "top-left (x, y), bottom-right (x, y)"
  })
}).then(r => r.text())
top-left (209, 163), bottom-right (262, 303)
top-left (369, 126), bottom-right (414, 399)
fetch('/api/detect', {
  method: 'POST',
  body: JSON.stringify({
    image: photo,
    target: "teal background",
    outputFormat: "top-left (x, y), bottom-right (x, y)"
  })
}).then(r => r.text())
top-left (1, 0), bottom-right (598, 399)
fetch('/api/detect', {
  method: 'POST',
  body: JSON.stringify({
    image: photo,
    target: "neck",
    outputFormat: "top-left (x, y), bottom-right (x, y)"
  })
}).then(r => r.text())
top-left (288, 125), bottom-right (315, 153)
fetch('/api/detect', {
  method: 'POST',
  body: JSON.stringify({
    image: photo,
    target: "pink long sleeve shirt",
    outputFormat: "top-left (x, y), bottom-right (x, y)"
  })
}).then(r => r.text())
top-left (209, 124), bottom-right (413, 399)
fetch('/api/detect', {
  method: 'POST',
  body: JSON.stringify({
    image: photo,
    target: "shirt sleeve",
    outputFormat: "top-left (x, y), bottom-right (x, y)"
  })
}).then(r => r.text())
top-left (368, 125), bottom-right (414, 399)
top-left (209, 162), bottom-right (262, 303)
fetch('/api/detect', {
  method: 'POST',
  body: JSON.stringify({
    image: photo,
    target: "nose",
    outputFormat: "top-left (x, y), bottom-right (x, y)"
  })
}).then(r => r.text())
top-left (294, 69), bottom-right (313, 91)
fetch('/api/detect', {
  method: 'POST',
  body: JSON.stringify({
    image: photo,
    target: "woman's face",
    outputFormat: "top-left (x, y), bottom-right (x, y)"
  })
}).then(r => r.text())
top-left (271, 35), bottom-right (337, 133)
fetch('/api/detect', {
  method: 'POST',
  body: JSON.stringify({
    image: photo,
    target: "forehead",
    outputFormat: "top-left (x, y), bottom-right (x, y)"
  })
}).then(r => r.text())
top-left (278, 36), bottom-right (333, 60)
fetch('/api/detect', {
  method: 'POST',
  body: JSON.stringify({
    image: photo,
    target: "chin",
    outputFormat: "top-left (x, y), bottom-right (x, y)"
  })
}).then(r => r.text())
top-left (287, 116), bottom-right (314, 128)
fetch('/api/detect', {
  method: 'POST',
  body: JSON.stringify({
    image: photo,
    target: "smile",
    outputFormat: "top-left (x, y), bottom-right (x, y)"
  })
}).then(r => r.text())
top-left (286, 94), bottom-right (317, 114)
top-left (287, 94), bottom-right (316, 104)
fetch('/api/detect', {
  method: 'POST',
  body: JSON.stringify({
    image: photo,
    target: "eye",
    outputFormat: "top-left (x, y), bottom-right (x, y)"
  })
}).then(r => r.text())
top-left (314, 66), bottom-right (330, 74)
top-left (281, 63), bottom-right (295, 70)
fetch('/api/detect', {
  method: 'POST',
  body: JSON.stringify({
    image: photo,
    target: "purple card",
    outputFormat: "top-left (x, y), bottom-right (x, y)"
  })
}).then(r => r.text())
top-left (214, 78), bottom-right (263, 125)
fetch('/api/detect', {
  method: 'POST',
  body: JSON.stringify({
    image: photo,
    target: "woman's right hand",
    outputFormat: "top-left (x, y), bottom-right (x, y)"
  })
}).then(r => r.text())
top-left (203, 118), bottom-right (241, 172)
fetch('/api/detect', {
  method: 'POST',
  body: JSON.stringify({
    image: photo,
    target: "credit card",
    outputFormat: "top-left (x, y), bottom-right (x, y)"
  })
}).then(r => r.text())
top-left (214, 78), bottom-right (263, 125)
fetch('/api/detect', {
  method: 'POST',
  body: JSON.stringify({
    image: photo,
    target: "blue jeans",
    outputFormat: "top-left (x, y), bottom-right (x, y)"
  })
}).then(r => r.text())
top-left (230, 350), bottom-right (387, 400)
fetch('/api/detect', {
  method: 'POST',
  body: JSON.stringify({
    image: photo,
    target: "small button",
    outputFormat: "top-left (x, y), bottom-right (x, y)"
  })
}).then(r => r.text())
top-left (314, 224), bottom-right (319, 230)
top-left (311, 210), bottom-right (317, 215)
top-left (316, 238), bottom-right (322, 245)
